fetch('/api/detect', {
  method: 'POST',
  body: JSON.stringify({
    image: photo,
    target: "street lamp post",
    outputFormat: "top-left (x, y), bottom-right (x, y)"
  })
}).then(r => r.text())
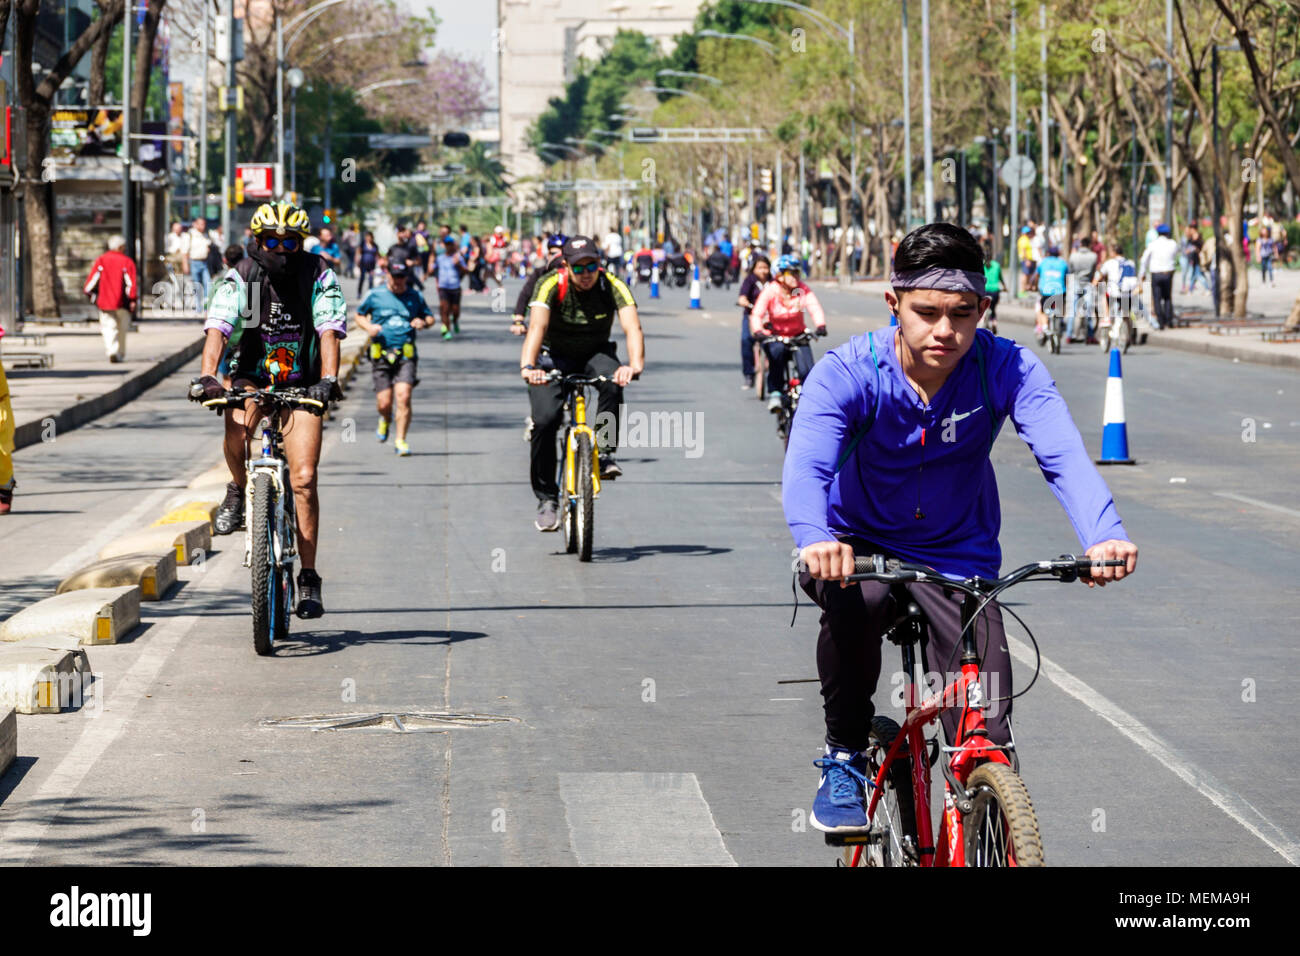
top-left (1009, 6), bottom-right (1020, 296)
top-left (902, 0), bottom-right (912, 229)
top-left (287, 68), bottom-right (304, 193)
top-left (278, 0), bottom-right (357, 198)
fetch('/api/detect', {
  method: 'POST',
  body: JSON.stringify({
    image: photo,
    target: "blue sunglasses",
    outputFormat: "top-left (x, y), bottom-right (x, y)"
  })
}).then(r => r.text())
top-left (569, 261), bottom-right (601, 274)
top-left (262, 236), bottom-right (300, 251)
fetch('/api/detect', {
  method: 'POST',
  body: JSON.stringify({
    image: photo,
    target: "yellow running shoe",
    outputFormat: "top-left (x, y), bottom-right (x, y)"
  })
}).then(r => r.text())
top-left (395, 438), bottom-right (410, 457)
top-left (376, 418), bottom-right (390, 442)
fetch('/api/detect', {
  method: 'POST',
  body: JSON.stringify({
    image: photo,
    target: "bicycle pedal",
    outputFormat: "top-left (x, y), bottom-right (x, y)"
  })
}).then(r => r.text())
top-left (823, 829), bottom-right (875, 847)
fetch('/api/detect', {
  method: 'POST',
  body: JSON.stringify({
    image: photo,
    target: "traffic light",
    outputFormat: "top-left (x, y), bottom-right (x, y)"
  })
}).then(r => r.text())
top-left (234, 176), bottom-right (244, 205)
top-left (759, 167), bottom-right (773, 192)
top-left (322, 208), bottom-right (333, 225)
top-left (442, 131), bottom-right (471, 148)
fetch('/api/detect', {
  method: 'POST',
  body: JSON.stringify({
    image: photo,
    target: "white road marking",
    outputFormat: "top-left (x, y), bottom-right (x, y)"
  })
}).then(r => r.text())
top-left (1006, 635), bottom-right (1300, 865)
top-left (769, 698), bottom-right (802, 702)
top-left (558, 772), bottom-right (737, 866)
top-left (0, 551), bottom-right (241, 865)
top-left (1212, 491), bottom-right (1300, 521)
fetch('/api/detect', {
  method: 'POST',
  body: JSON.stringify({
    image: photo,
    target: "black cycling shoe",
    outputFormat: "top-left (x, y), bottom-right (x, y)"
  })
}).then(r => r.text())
top-left (599, 455), bottom-right (622, 480)
top-left (213, 481), bottom-right (244, 535)
top-left (296, 568), bottom-right (324, 619)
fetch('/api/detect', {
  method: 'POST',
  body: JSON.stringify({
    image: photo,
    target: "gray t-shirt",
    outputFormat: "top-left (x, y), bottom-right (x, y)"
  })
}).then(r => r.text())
top-left (1068, 249), bottom-right (1098, 280)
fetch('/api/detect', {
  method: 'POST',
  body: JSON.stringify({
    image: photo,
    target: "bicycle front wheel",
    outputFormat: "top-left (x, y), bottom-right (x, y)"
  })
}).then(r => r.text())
top-left (576, 431), bottom-right (595, 561)
top-left (963, 762), bottom-right (1045, 867)
top-left (250, 473), bottom-right (275, 656)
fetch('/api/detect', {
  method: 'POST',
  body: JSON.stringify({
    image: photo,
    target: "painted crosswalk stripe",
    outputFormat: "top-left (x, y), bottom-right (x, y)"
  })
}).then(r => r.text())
top-left (558, 772), bottom-right (737, 866)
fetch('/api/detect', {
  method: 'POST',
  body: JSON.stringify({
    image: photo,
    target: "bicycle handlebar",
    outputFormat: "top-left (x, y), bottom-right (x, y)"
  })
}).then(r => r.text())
top-left (848, 553), bottom-right (1127, 590)
top-left (198, 387), bottom-right (325, 412)
top-left (532, 370), bottom-right (639, 387)
top-left (756, 330), bottom-right (815, 345)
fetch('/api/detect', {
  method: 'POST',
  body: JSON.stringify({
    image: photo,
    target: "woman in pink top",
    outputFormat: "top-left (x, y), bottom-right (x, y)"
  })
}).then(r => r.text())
top-left (750, 255), bottom-right (827, 410)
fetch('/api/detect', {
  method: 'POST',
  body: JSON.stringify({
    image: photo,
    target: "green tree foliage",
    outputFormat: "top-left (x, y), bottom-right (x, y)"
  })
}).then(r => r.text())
top-left (102, 23), bottom-right (167, 117)
top-left (530, 31), bottom-right (660, 164)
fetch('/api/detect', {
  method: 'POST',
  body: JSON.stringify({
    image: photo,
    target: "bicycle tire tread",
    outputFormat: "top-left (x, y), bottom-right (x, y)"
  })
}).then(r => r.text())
top-left (250, 473), bottom-right (273, 656)
top-left (965, 762), bottom-right (1045, 867)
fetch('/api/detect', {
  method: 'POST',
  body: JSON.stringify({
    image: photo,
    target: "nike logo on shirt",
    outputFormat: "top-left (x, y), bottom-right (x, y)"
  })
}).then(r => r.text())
top-left (949, 405), bottom-right (983, 423)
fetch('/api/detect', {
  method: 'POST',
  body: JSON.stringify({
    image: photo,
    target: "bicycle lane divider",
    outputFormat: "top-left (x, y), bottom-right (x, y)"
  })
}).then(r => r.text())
top-left (1005, 634), bottom-right (1300, 865)
top-left (0, 547), bottom-right (243, 865)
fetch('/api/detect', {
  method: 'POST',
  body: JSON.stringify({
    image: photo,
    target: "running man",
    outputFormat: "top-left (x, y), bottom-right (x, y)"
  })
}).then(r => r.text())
top-left (355, 260), bottom-right (432, 457)
top-left (434, 236), bottom-right (468, 339)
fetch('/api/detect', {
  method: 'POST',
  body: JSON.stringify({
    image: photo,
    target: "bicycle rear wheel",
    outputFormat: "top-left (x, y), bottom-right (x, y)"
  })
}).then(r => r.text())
top-left (250, 473), bottom-right (275, 656)
top-left (754, 345), bottom-right (767, 400)
top-left (576, 432), bottom-right (595, 562)
top-left (963, 762), bottom-right (1045, 867)
top-left (846, 715), bottom-right (919, 867)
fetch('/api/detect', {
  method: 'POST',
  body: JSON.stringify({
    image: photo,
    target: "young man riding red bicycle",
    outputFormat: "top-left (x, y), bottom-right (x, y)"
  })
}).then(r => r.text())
top-left (782, 223), bottom-right (1138, 854)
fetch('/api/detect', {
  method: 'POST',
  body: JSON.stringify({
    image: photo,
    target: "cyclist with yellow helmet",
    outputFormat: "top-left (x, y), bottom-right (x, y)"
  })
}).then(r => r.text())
top-left (189, 201), bottom-right (347, 619)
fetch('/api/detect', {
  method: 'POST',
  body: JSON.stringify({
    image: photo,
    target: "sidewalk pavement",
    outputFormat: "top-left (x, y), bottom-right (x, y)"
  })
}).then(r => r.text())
top-left (825, 265), bottom-right (1300, 371)
top-left (2, 302), bottom-right (367, 452)
top-left (1, 317), bottom-right (205, 450)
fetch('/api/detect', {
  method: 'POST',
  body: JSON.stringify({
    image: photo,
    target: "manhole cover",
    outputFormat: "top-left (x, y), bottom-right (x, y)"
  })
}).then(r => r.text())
top-left (260, 711), bottom-right (520, 733)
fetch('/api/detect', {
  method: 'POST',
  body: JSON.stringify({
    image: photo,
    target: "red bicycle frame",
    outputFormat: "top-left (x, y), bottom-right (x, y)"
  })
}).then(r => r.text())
top-left (850, 598), bottom-right (1014, 867)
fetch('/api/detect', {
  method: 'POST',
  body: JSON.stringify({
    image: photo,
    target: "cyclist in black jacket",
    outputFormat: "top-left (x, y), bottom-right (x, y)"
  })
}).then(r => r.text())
top-left (510, 234), bottom-right (566, 335)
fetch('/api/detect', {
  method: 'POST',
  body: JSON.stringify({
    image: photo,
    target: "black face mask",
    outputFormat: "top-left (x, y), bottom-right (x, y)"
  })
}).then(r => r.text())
top-left (250, 243), bottom-right (297, 276)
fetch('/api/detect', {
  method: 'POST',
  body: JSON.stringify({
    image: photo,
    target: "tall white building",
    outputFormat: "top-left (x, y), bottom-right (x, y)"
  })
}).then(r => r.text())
top-left (497, 0), bottom-right (702, 202)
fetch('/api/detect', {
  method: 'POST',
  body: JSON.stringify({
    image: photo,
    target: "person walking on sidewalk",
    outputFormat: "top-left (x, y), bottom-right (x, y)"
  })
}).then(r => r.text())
top-left (82, 234), bottom-right (138, 363)
top-left (181, 218), bottom-right (214, 309)
top-left (1140, 223), bottom-right (1179, 330)
top-left (0, 328), bottom-right (14, 514)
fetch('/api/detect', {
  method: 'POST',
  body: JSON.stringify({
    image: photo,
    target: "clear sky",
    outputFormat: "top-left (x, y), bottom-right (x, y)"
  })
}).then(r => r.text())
top-left (406, 0), bottom-right (500, 103)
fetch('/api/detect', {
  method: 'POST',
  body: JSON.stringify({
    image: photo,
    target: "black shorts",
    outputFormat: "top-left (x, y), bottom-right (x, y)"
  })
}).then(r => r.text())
top-left (438, 288), bottom-right (461, 306)
top-left (372, 357), bottom-right (418, 392)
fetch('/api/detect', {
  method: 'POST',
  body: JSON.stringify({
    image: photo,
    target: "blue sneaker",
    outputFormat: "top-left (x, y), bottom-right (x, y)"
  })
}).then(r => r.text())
top-left (810, 747), bottom-right (872, 832)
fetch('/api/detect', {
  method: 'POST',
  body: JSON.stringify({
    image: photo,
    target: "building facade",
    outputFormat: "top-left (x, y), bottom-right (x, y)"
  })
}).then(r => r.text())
top-left (497, 0), bottom-right (701, 203)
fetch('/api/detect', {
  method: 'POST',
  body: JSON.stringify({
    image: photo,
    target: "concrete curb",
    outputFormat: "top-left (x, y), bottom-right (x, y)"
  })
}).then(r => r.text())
top-left (0, 586), bottom-right (141, 646)
top-left (0, 644), bottom-right (90, 714)
top-left (57, 552), bottom-right (178, 601)
top-left (153, 500), bottom-right (219, 531)
top-left (12, 335), bottom-right (205, 451)
top-left (98, 520), bottom-right (210, 566)
top-left (0, 708), bottom-right (14, 779)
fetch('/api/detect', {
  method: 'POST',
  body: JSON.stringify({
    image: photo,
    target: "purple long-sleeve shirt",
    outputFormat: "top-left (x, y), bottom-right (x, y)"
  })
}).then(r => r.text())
top-left (783, 327), bottom-right (1128, 579)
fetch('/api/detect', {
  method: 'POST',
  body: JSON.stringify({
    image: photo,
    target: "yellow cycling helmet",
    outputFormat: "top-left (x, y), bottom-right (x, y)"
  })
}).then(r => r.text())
top-left (249, 201), bottom-right (311, 238)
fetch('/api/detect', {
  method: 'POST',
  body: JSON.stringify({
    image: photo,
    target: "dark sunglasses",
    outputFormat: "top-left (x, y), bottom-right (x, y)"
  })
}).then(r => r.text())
top-left (569, 261), bottom-right (601, 275)
top-left (261, 236), bottom-right (300, 252)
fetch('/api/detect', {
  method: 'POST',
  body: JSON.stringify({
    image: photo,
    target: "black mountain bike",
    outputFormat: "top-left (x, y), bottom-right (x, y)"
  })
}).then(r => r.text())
top-left (762, 331), bottom-right (815, 449)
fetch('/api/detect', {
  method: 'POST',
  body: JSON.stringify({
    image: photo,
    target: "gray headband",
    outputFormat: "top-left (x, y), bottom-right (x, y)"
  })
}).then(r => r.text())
top-left (890, 267), bottom-right (986, 294)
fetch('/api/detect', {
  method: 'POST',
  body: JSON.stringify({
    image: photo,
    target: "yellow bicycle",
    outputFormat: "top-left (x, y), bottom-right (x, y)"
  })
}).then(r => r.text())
top-left (550, 371), bottom-right (606, 562)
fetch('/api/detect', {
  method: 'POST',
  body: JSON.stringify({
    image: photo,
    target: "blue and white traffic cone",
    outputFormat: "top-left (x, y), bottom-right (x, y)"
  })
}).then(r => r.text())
top-left (688, 263), bottom-right (701, 309)
top-left (1096, 348), bottom-right (1135, 465)
top-left (650, 265), bottom-right (660, 299)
